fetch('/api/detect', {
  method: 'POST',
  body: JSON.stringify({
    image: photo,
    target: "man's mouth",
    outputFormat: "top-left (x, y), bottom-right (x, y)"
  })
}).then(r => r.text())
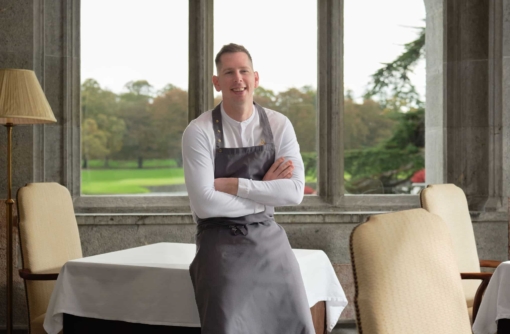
top-left (232, 87), bottom-right (246, 92)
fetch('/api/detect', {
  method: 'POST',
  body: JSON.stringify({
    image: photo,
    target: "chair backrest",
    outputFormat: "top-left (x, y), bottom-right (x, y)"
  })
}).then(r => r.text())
top-left (350, 208), bottom-right (472, 334)
top-left (17, 183), bottom-right (83, 327)
top-left (420, 184), bottom-right (481, 307)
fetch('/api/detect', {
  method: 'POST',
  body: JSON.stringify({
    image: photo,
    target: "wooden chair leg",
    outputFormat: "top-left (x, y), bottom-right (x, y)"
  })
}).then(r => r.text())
top-left (310, 301), bottom-right (327, 334)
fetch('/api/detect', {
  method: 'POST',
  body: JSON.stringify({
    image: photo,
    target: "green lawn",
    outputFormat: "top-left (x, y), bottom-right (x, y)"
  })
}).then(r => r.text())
top-left (85, 159), bottom-right (179, 169)
top-left (81, 168), bottom-right (185, 194)
top-left (305, 175), bottom-right (317, 183)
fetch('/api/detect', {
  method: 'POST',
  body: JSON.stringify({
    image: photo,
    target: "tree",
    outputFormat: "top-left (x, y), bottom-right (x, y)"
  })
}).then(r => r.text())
top-left (385, 108), bottom-right (425, 149)
top-left (254, 86), bottom-right (278, 110)
top-left (345, 26), bottom-right (426, 194)
top-left (344, 97), bottom-right (396, 150)
top-left (151, 85), bottom-right (188, 167)
top-left (273, 86), bottom-right (316, 153)
top-left (81, 118), bottom-right (109, 168)
top-left (81, 79), bottom-right (126, 167)
top-left (364, 27), bottom-right (425, 110)
top-left (81, 79), bottom-right (118, 118)
top-left (115, 80), bottom-right (156, 168)
top-left (124, 80), bottom-right (154, 96)
top-left (95, 114), bottom-right (126, 167)
top-left (344, 109), bottom-right (425, 194)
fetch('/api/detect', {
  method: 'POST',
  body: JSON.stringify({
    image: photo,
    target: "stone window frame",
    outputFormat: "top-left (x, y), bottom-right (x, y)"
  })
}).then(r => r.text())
top-left (65, 0), bottom-right (423, 214)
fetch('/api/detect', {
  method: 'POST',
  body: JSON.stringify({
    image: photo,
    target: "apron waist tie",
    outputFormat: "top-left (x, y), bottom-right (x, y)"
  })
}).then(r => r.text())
top-left (229, 225), bottom-right (248, 236)
top-left (197, 222), bottom-right (251, 236)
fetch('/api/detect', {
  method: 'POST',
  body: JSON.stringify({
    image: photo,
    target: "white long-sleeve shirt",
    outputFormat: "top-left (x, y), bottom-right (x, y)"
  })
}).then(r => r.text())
top-left (182, 104), bottom-right (305, 221)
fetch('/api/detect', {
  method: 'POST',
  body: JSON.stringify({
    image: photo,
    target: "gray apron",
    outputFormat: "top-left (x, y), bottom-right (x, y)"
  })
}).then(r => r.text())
top-left (189, 103), bottom-right (315, 334)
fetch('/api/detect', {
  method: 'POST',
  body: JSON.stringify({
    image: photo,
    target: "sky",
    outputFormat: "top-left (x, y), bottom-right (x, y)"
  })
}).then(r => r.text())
top-left (82, 0), bottom-right (426, 101)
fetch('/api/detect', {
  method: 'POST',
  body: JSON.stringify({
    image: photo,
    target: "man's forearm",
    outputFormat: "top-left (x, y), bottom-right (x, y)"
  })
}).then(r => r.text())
top-left (214, 177), bottom-right (304, 206)
top-left (237, 178), bottom-right (304, 206)
top-left (214, 178), bottom-right (239, 195)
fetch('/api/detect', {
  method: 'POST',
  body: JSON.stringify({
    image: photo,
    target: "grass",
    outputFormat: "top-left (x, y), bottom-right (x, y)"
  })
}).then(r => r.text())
top-left (305, 175), bottom-right (317, 183)
top-left (82, 158), bottom-right (320, 195)
top-left (81, 168), bottom-right (185, 194)
top-left (85, 159), bottom-right (179, 169)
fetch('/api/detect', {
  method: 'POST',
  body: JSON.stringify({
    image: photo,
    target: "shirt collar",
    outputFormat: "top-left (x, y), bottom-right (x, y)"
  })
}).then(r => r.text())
top-left (220, 103), bottom-right (256, 127)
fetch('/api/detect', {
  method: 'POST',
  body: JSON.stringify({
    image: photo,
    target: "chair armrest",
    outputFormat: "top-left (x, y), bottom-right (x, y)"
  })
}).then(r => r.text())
top-left (461, 272), bottom-right (492, 280)
top-left (479, 260), bottom-right (502, 268)
top-left (19, 269), bottom-right (58, 281)
top-left (460, 272), bottom-right (493, 324)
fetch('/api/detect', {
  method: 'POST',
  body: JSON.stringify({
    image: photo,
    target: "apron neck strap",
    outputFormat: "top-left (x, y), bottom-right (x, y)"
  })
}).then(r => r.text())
top-left (212, 104), bottom-right (224, 149)
top-left (254, 102), bottom-right (274, 145)
top-left (212, 102), bottom-right (275, 150)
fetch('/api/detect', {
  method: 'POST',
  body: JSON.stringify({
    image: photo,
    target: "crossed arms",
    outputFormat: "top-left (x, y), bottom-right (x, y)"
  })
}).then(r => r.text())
top-left (182, 118), bottom-right (305, 219)
top-left (213, 157), bottom-right (295, 194)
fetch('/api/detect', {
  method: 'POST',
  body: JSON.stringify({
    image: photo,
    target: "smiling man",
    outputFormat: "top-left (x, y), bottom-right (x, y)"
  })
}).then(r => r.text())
top-left (182, 43), bottom-right (314, 333)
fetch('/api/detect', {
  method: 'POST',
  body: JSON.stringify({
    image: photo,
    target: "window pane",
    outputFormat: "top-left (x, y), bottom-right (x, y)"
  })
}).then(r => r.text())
top-left (81, 0), bottom-right (188, 195)
top-left (214, 0), bottom-right (318, 195)
top-left (343, 0), bottom-right (426, 195)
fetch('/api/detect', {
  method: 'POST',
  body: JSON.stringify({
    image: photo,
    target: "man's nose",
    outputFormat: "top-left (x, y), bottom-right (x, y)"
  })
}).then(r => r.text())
top-left (234, 71), bottom-right (243, 82)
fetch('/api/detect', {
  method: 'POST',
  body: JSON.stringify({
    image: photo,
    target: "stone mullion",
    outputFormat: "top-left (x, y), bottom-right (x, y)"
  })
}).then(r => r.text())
top-left (502, 0), bottom-right (510, 210)
top-left (188, 0), bottom-right (214, 122)
top-left (486, 0), bottom-right (504, 210)
top-left (62, 0), bottom-right (80, 195)
top-left (317, 0), bottom-right (343, 205)
top-left (444, 0), bottom-right (491, 210)
top-left (33, 0), bottom-right (46, 184)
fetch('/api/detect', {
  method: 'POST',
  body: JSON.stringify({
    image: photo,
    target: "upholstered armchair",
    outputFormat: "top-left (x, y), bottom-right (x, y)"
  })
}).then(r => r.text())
top-left (350, 209), bottom-right (480, 333)
top-left (17, 183), bottom-right (82, 334)
top-left (420, 184), bottom-right (499, 322)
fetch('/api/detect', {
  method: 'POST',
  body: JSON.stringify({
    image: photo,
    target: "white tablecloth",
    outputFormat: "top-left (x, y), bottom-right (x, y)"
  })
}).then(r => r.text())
top-left (473, 261), bottom-right (510, 334)
top-left (44, 242), bottom-right (347, 333)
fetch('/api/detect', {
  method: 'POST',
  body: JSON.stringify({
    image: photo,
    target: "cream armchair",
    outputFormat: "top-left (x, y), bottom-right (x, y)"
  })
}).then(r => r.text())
top-left (350, 209), bottom-right (483, 333)
top-left (17, 183), bottom-right (82, 334)
top-left (420, 184), bottom-right (499, 322)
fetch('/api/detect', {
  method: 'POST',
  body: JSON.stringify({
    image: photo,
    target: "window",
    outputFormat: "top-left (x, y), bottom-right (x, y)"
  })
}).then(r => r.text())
top-left (81, 0), bottom-right (188, 195)
top-left (214, 0), bottom-right (318, 195)
top-left (72, 0), bottom-right (430, 212)
top-left (343, 0), bottom-right (426, 195)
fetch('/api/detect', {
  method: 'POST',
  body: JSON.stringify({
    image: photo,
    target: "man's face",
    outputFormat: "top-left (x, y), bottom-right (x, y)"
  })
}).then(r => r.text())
top-left (212, 52), bottom-right (259, 105)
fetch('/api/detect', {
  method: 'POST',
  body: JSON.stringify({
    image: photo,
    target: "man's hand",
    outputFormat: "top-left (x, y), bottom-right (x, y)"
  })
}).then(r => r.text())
top-left (214, 178), bottom-right (239, 195)
top-left (263, 157), bottom-right (294, 181)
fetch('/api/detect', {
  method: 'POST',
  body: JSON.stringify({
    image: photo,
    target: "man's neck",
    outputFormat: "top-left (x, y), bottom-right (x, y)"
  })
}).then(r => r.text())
top-left (222, 100), bottom-right (254, 122)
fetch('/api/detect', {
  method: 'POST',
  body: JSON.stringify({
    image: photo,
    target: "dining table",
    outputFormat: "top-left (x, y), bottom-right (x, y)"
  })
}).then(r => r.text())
top-left (43, 242), bottom-right (348, 334)
top-left (472, 261), bottom-right (510, 334)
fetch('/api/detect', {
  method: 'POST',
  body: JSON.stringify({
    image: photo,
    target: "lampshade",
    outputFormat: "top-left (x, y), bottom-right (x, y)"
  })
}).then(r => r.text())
top-left (0, 69), bottom-right (57, 125)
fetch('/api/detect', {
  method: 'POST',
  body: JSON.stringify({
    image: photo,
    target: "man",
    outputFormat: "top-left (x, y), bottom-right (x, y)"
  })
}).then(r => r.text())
top-left (182, 43), bottom-right (314, 334)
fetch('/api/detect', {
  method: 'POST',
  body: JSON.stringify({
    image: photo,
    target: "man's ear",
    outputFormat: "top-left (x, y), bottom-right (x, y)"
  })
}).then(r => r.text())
top-left (254, 71), bottom-right (260, 88)
top-left (212, 76), bottom-right (221, 92)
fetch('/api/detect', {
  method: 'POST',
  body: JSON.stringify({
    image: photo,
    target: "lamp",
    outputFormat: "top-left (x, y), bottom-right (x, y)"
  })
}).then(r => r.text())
top-left (0, 69), bottom-right (56, 334)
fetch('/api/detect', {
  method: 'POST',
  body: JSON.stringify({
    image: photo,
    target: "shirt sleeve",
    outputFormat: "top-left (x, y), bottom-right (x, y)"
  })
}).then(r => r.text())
top-left (182, 121), bottom-right (265, 219)
top-left (236, 118), bottom-right (305, 206)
